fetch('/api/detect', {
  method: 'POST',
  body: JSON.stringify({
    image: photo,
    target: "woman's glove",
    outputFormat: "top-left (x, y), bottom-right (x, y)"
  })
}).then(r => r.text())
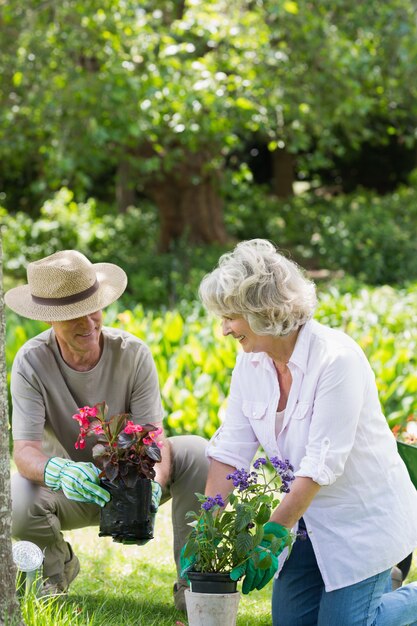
top-left (44, 457), bottom-right (110, 507)
top-left (179, 544), bottom-right (195, 580)
top-left (231, 521), bottom-right (290, 594)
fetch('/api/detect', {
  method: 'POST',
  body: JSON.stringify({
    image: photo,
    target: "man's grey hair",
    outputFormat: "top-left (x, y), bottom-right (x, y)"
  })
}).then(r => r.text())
top-left (199, 239), bottom-right (317, 336)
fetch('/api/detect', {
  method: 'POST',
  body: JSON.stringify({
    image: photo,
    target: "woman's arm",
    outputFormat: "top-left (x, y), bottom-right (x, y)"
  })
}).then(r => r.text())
top-left (205, 459), bottom-right (237, 499)
top-left (270, 476), bottom-right (321, 528)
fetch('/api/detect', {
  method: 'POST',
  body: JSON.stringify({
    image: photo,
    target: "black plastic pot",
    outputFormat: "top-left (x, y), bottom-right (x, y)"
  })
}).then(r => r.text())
top-left (99, 478), bottom-right (154, 543)
top-left (187, 571), bottom-right (237, 594)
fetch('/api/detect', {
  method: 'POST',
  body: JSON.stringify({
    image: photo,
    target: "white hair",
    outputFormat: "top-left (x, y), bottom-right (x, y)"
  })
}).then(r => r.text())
top-left (199, 239), bottom-right (317, 336)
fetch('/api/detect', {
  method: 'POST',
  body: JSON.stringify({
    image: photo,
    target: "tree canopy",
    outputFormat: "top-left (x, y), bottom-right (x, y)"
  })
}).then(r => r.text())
top-left (2, 1), bottom-right (417, 246)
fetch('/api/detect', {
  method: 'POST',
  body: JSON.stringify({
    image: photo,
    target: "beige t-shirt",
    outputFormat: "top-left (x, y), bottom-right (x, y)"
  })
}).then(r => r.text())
top-left (11, 327), bottom-right (163, 461)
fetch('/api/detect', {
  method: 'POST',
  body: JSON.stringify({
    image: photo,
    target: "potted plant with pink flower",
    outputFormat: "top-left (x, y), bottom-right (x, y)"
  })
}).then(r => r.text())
top-left (72, 402), bottom-right (163, 543)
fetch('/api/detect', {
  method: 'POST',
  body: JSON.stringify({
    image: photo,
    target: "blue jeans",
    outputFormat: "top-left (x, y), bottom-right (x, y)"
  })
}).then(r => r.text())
top-left (272, 520), bottom-right (417, 626)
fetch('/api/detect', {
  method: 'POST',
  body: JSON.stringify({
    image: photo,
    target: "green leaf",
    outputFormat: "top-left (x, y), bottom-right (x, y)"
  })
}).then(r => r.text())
top-left (235, 504), bottom-right (253, 532)
top-left (283, 1), bottom-right (299, 14)
top-left (235, 97), bottom-right (255, 111)
top-left (183, 540), bottom-right (198, 559)
top-left (236, 531), bottom-right (253, 558)
top-left (252, 524), bottom-right (265, 549)
top-left (255, 503), bottom-right (271, 525)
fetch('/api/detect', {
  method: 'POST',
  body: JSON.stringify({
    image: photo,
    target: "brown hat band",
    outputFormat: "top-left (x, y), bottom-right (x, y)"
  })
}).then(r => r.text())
top-left (31, 279), bottom-right (100, 306)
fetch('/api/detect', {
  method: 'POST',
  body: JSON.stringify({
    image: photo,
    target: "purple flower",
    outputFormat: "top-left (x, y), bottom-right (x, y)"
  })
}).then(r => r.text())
top-left (226, 468), bottom-right (257, 491)
top-left (253, 457), bottom-right (267, 469)
top-left (202, 494), bottom-right (225, 511)
top-left (269, 457), bottom-right (295, 493)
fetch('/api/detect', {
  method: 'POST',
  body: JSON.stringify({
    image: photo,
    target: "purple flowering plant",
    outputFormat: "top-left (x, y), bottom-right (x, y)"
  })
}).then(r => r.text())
top-left (183, 456), bottom-right (296, 574)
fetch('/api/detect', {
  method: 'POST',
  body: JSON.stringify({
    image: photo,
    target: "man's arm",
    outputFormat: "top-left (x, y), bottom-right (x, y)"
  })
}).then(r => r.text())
top-left (13, 440), bottom-right (48, 484)
top-left (152, 425), bottom-right (171, 488)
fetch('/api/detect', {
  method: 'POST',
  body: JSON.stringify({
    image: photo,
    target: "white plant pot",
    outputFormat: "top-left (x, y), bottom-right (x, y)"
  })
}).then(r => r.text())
top-left (185, 589), bottom-right (240, 626)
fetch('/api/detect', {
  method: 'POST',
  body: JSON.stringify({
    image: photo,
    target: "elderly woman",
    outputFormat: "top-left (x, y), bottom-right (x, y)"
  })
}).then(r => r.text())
top-left (198, 239), bottom-right (417, 626)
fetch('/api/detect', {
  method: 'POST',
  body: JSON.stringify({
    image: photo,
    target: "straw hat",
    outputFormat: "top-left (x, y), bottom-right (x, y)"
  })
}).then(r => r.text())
top-left (5, 250), bottom-right (127, 321)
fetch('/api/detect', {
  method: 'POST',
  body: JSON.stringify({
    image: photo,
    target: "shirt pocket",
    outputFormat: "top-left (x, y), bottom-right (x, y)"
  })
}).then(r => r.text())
top-left (291, 401), bottom-right (311, 421)
top-left (242, 400), bottom-right (268, 420)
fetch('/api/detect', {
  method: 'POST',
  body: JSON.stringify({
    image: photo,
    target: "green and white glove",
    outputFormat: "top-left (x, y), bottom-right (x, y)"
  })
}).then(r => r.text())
top-left (231, 521), bottom-right (290, 595)
top-left (44, 457), bottom-right (110, 507)
top-left (150, 481), bottom-right (162, 513)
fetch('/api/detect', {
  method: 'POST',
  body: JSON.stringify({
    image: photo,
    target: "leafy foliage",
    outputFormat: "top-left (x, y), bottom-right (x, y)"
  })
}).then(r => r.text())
top-left (183, 458), bottom-right (295, 574)
top-left (5, 177), bottom-right (417, 311)
top-left (72, 402), bottom-right (162, 485)
top-left (1, 189), bottom-right (228, 307)
top-left (2, 0), bottom-right (417, 218)
top-left (6, 281), bottom-right (417, 440)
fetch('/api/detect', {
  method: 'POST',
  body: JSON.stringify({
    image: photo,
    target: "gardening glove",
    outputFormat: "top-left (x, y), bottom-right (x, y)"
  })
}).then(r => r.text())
top-left (150, 480), bottom-right (162, 513)
top-left (44, 457), bottom-right (110, 507)
top-left (232, 522), bottom-right (290, 595)
top-left (180, 544), bottom-right (196, 580)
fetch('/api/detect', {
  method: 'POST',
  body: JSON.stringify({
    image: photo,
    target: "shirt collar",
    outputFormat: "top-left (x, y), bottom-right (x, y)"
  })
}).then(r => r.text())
top-left (288, 320), bottom-right (313, 374)
top-left (248, 319), bottom-right (313, 374)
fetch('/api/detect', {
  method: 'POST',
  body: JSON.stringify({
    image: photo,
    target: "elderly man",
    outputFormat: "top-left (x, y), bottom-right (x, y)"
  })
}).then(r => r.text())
top-left (5, 250), bottom-right (208, 611)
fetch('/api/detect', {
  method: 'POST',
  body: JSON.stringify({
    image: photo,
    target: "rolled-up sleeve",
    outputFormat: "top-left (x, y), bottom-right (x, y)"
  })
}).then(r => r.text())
top-left (295, 347), bottom-right (368, 486)
top-left (206, 360), bottom-right (260, 470)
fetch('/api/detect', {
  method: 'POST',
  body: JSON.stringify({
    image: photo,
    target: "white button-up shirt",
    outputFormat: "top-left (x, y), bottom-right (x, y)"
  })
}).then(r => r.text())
top-left (207, 319), bottom-right (417, 591)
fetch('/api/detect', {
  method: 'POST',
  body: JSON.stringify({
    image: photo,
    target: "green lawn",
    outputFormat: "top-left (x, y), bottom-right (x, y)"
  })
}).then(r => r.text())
top-left (19, 503), bottom-right (417, 626)
top-left (23, 503), bottom-right (272, 626)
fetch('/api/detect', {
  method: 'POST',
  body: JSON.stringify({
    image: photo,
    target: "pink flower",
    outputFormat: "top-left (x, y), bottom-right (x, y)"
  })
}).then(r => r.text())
top-left (72, 413), bottom-right (90, 429)
top-left (75, 438), bottom-right (86, 450)
top-left (91, 424), bottom-right (104, 435)
top-left (123, 420), bottom-right (144, 434)
top-left (143, 427), bottom-right (163, 445)
top-left (80, 406), bottom-right (98, 418)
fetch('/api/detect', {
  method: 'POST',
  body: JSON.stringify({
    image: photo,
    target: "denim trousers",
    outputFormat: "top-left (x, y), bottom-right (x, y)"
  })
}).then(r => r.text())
top-left (272, 519), bottom-right (417, 626)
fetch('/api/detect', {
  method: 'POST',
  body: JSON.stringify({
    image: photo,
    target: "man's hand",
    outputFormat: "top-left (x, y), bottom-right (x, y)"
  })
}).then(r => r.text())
top-left (231, 521), bottom-right (291, 594)
top-left (44, 457), bottom-right (110, 507)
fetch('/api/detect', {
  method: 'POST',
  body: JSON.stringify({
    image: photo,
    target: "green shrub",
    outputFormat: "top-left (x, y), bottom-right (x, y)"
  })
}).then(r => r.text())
top-left (4, 179), bottom-right (417, 307)
top-left (222, 168), bottom-right (417, 285)
top-left (271, 185), bottom-right (417, 284)
top-left (6, 283), bottom-right (417, 438)
top-left (1, 188), bottom-right (230, 308)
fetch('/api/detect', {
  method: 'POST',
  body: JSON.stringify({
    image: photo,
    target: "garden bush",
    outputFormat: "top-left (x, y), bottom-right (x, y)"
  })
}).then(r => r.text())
top-left (4, 178), bottom-right (417, 309)
top-left (223, 168), bottom-right (417, 285)
top-left (6, 283), bottom-right (417, 438)
top-left (1, 188), bottom-right (229, 308)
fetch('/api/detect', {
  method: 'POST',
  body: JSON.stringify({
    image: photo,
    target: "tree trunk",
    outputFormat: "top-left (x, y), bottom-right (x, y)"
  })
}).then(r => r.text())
top-left (143, 151), bottom-right (229, 252)
top-left (0, 233), bottom-right (24, 626)
top-left (115, 159), bottom-right (137, 213)
top-left (272, 147), bottom-right (295, 198)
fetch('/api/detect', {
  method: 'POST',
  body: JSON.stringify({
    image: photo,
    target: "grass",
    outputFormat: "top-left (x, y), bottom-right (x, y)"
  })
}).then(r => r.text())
top-left (17, 503), bottom-right (417, 626)
top-left (18, 503), bottom-right (272, 626)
